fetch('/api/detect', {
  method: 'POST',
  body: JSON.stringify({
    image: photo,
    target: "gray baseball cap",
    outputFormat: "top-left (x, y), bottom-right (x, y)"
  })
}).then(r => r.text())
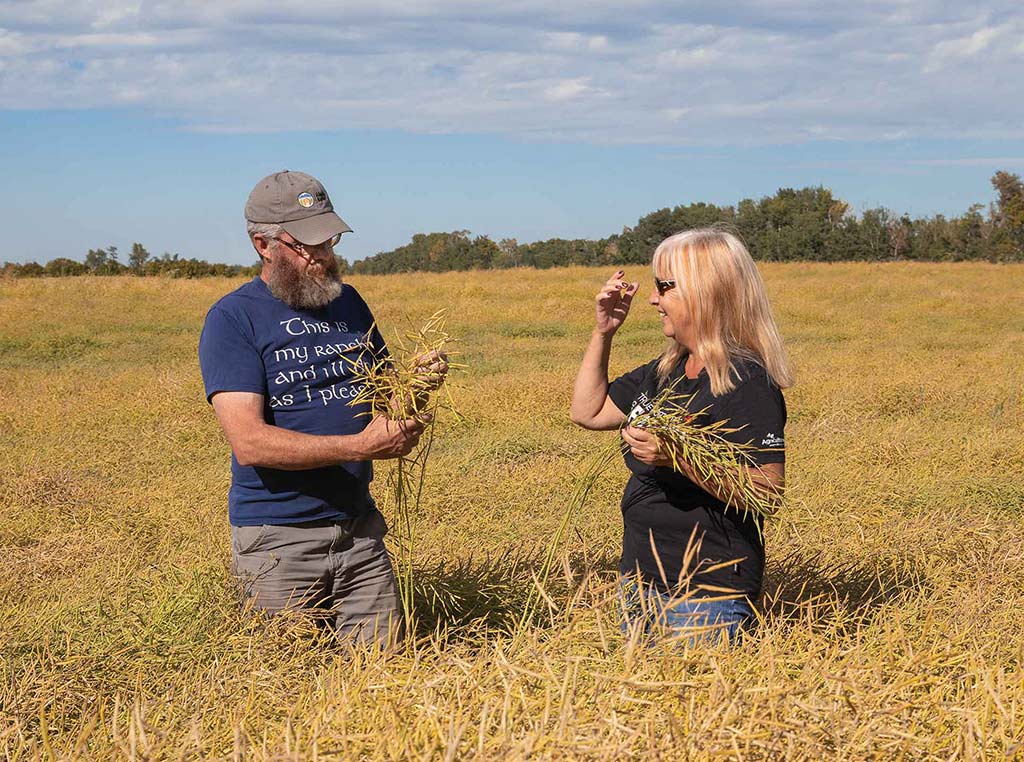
top-left (244, 170), bottom-right (353, 245)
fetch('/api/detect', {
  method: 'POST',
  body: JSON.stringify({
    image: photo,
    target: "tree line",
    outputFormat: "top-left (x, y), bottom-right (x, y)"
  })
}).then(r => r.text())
top-left (1, 243), bottom-right (262, 279)
top-left (351, 171), bottom-right (1024, 273)
top-left (4, 172), bottom-right (1022, 279)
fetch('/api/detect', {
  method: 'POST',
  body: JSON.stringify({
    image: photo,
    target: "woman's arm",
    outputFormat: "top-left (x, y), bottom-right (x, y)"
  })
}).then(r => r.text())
top-left (621, 424), bottom-right (785, 511)
top-left (570, 270), bottom-right (638, 431)
top-left (571, 331), bottom-right (628, 430)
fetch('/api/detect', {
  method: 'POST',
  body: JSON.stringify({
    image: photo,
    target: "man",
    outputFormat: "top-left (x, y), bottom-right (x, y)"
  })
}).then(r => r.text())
top-left (199, 170), bottom-right (437, 647)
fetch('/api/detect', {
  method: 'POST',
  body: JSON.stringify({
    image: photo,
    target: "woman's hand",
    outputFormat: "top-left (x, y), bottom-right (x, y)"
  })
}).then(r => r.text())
top-left (621, 424), bottom-right (673, 467)
top-left (595, 270), bottom-right (639, 336)
top-left (571, 273), bottom-right (633, 431)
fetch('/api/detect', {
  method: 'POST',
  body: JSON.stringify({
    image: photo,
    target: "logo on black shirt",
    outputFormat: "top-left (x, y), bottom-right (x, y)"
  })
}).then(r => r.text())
top-left (626, 392), bottom-right (652, 423)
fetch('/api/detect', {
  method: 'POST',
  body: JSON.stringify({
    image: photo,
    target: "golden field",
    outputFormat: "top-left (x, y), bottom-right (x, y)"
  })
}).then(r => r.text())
top-left (1, 263), bottom-right (1023, 760)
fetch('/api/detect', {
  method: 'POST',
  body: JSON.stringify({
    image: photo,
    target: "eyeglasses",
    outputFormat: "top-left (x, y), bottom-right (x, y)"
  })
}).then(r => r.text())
top-left (654, 277), bottom-right (676, 295)
top-left (275, 234), bottom-right (342, 260)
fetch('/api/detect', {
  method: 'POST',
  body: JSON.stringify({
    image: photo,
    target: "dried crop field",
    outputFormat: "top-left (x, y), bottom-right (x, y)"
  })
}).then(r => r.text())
top-left (2, 263), bottom-right (1023, 760)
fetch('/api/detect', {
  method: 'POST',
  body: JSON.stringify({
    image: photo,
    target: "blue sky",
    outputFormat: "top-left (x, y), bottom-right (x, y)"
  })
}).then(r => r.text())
top-left (2, 1), bottom-right (1023, 265)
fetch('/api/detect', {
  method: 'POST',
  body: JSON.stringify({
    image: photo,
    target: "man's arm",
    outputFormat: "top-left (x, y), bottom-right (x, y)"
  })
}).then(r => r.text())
top-left (211, 391), bottom-right (424, 470)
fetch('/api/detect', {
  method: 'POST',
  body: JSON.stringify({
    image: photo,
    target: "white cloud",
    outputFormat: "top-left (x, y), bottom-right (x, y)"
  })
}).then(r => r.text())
top-left (543, 77), bottom-right (592, 101)
top-left (924, 20), bottom-right (1018, 71)
top-left (0, 29), bottom-right (34, 56)
top-left (753, 156), bottom-right (1024, 172)
top-left (656, 45), bottom-right (719, 69)
top-left (932, 25), bottom-right (1002, 59)
top-left (544, 31), bottom-right (609, 52)
top-left (910, 157), bottom-right (1024, 167)
top-left (0, 2), bottom-right (1022, 144)
top-left (55, 32), bottom-right (160, 48)
top-left (91, 2), bottom-right (140, 30)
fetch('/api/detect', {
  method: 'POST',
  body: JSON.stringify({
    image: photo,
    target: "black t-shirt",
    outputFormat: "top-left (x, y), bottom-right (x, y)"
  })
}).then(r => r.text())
top-left (608, 355), bottom-right (786, 599)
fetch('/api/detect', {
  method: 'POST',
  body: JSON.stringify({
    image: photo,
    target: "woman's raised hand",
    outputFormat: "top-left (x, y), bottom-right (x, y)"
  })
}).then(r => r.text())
top-left (595, 270), bottom-right (639, 336)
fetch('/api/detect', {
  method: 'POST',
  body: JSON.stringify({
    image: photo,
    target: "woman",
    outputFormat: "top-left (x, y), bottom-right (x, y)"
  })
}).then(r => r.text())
top-left (570, 228), bottom-right (793, 643)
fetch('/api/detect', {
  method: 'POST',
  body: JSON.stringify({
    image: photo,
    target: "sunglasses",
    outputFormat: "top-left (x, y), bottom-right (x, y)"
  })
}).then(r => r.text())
top-left (654, 277), bottom-right (676, 295)
top-left (276, 233), bottom-right (343, 260)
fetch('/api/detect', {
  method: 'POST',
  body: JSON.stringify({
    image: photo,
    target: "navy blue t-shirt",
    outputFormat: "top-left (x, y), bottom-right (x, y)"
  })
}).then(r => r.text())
top-left (198, 277), bottom-right (387, 526)
top-left (608, 355), bottom-right (786, 599)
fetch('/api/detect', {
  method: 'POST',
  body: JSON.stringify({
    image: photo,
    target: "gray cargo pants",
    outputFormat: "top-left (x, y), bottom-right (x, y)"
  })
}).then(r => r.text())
top-left (230, 508), bottom-right (402, 648)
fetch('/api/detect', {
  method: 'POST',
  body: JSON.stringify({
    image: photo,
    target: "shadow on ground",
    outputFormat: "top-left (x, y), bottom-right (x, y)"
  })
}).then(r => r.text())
top-left (410, 545), bottom-right (928, 638)
top-left (761, 549), bottom-right (928, 625)
top-left (409, 547), bottom-right (622, 638)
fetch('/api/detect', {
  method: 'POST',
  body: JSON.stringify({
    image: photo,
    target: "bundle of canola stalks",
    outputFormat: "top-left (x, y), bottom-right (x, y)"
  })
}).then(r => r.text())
top-left (629, 388), bottom-right (784, 521)
top-left (348, 310), bottom-right (462, 631)
top-left (348, 310), bottom-right (459, 421)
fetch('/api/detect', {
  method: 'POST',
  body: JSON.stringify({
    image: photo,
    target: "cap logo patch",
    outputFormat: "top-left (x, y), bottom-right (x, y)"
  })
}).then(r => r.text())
top-left (297, 192), bottom-right (315, 208)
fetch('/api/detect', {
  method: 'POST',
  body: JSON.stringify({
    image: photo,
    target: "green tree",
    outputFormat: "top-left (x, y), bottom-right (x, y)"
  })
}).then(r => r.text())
top-left (84, 247), bottom-right (109, 271)
top-left (94, 246), bottom-right (126, 275)
top-left (11, 261), bottom-right (45, 277)
top-left (990, 171), bottom-right (1024, 260)
top-left (496, 238), bottom-right (519, 268)
top-left (45, 258), bottom-right (88, 276)
top-left (858, 208), bottom-right (894, 260)
top-left (887, 214), bottom-right (913, 260)
top-left (470, 235), bottom-right (500, 269)
top-left (128, 242), bottom-right (150, 272)
top-left (954, 205), bottom-right (988, 260)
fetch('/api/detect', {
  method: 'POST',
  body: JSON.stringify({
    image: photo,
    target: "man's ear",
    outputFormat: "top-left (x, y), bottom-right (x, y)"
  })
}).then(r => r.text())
top-left (252, 234), bottom-right (272, 262)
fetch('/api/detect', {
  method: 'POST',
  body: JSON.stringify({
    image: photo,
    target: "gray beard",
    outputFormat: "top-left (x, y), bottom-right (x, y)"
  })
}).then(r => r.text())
top-left (266, 255), bottom-right (343, 310)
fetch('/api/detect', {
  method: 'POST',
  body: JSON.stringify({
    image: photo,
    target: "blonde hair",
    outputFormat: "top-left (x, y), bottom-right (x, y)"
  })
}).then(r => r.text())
top-left (652, 228), bottom-right (794, 396)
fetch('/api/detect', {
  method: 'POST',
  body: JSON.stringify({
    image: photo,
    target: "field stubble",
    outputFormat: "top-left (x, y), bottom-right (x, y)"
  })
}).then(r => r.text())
top-left (1, 263), bottom-right (1023, 759)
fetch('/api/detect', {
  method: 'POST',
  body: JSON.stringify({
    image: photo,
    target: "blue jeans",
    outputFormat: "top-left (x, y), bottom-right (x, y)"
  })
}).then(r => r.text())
top-left (619, 575), bottom-right (755, 647)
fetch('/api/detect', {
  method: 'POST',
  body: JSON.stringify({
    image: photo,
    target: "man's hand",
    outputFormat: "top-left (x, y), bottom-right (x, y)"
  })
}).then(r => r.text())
top-left (412, 350), bottom-right (449, 391)
top-left (621, 424), bottom-right (673, 467)
top-left (358, 415), bottom-right (426, 459)
top-left (210, 391), bottom-right (427, 469)
top-left (395, 349), bottom-right (449, 415)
